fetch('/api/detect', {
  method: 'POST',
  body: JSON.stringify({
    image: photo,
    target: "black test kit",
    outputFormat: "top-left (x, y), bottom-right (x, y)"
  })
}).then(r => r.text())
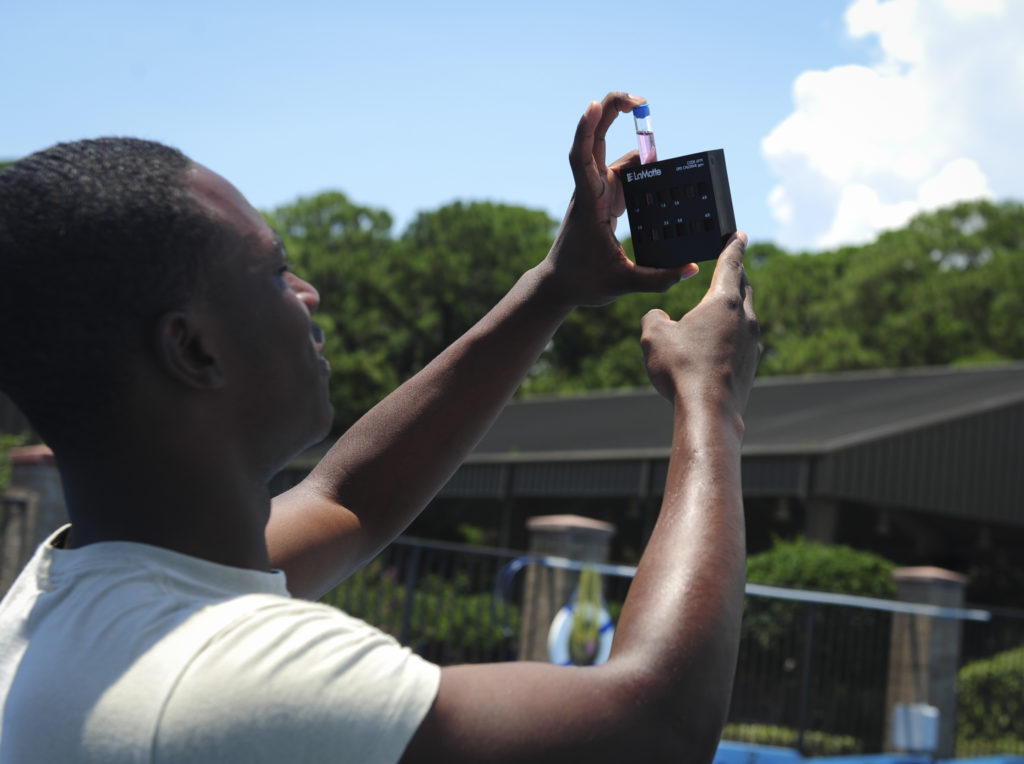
top-left (622, 149), bottom-right (736, 267)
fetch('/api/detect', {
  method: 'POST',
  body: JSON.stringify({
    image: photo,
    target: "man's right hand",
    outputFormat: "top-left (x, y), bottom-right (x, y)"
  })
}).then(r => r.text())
top-left (641, 232), bottom-right (760, 420)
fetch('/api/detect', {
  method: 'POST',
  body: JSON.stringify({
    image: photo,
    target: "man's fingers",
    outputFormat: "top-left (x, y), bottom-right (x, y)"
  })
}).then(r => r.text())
top-left (708, 232), bottom-right (749, 298)
top-left (591, 93), bottom-right (646, 177)
top-left (593, 93), bottom-right (633, 170)
top-left (629, 263), bottom-right (699, 294)
top-left (594, 92), bottom-right (643, 141)
top-left (568, 101), bottom-right (601, 189)
top-left (641, 307), bottom-right (672, 331)
top-left (608, 150), bottom-right (642, 215)
top-left (742, 268), bottom-right (755, 316)
top-left (569, 93), bottom-right (647, 203)
top-left (608, 150), bottom-right (641, 174)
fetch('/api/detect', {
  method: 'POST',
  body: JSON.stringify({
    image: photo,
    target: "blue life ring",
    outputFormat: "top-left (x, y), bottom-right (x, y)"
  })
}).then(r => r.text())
top-left (547, 602), bottom-right (615, 666)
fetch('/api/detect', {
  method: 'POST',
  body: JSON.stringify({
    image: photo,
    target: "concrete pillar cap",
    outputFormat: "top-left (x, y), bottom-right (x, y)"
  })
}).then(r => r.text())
top-left (526, 514), bottom-right (616, 536)
top-left (893, 566), bottom-right (967, 585)
top-left (9, 445), bottom-right (54, 465)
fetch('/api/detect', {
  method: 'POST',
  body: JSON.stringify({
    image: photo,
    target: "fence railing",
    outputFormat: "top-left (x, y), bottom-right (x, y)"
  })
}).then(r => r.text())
top-left (323, 536), bottom-right (1024, 758)
top-left (321, 536), bottom-right (521, 665)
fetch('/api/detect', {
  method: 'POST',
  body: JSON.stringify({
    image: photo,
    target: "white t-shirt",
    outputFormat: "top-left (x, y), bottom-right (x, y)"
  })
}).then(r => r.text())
top-left (0, 527), bottom-right (441, 763)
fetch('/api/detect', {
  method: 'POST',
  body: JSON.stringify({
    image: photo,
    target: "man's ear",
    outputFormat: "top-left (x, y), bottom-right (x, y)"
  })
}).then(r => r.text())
top-left (153, 309), bottom-right (226, 389)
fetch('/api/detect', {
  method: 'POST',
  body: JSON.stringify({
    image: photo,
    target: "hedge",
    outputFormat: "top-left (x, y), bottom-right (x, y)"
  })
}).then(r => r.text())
top-left (957, 644), bottom-right (1024, 754)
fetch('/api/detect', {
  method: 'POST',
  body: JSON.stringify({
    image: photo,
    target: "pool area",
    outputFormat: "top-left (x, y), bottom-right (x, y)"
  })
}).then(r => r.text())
top-left (714, 741), bottom-right (1024, 764)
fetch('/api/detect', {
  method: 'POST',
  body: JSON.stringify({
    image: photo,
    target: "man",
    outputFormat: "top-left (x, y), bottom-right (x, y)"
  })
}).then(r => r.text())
top-left (0, 92), bottom-right (760, 762)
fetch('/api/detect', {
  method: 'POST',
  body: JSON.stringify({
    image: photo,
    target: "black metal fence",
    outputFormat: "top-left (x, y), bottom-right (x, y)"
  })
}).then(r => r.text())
top-left (321, 536), bottom-right (1024, 758)
top-left (728, 588), bottom-right (896, 755)
top-left (321, 536), bottom-right (521, 666)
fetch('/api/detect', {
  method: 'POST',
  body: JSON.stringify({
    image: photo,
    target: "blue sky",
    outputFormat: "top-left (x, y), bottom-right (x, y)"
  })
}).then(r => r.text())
top-left (3, 0), bottom-right (1022, 251)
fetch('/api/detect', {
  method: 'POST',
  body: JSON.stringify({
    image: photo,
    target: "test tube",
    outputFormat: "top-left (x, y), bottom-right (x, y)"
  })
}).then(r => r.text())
top-left (633, 103), bottom-right (657, 164)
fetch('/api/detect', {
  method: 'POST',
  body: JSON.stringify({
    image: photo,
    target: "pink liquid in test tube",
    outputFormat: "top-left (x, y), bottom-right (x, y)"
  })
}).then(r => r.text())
top-left (633, 104), bottom-right (657, 164)
top-left (637, 131), bottom-right (656, 164)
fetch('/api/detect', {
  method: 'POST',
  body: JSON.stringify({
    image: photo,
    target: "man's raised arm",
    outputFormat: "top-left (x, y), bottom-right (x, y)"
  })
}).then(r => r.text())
top-left (400, 232), bottom-right (760, 763)
top-left (266, 92), bottom-right (697, 598)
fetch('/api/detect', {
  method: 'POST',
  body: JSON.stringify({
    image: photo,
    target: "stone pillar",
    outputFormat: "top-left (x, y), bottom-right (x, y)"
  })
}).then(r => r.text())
top-left (1, 445), bottom-right (65, 596)
top-left (884, 566), bottom-right (967, 758)
top-left (517, 514), bottom-right (615, 662)
top-left (0, 489), bottom-right (39, 597)
top-left (9, 445), bottom-right (66, 549)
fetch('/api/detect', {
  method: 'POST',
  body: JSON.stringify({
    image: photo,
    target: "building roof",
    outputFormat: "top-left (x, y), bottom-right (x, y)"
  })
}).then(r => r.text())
top-left (441, 364), bottom-right (1024, 526)
top-left (468, 363), bottom-right (1024, 461)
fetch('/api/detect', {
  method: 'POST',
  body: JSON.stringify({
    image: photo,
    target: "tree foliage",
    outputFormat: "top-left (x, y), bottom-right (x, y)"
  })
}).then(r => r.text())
top-left (751, 200), bottom-right (1024, 374)
top-left (263, 192), bottom-right (401, 427)
top-left (262, 192), bottom-right (1024, 432)
top-left (264, 195), bottom-right (555, 429)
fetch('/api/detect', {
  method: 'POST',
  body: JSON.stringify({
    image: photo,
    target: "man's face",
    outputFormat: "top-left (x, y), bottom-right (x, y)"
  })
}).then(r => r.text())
top-left (186, 162), bottom-right (333, 472)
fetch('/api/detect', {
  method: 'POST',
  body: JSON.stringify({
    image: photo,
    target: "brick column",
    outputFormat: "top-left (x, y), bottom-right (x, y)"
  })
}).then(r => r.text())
top-left (9, 445), bottom-right (66, 548)
top-left (517, 514), bottom-right (615, 662)
top-left (885, 566), bottom-right (967, 758)
top-left (1, 445), bottom-right (65, 596)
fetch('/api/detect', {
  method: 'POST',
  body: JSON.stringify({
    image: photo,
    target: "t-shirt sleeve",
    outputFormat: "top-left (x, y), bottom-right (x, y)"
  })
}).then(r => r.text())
top-left (153, 598), bottom-right (441, 764)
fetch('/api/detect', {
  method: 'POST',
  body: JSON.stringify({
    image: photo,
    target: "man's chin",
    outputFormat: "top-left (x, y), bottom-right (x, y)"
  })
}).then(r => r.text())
top-left (290, 401), bottom-right (334, 456)
top-left (311, 403), bottom-right (334, 443)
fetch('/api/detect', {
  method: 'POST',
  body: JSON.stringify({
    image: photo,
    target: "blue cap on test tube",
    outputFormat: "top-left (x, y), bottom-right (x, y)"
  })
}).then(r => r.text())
top-left (632, 104), bottom-right (651, 118)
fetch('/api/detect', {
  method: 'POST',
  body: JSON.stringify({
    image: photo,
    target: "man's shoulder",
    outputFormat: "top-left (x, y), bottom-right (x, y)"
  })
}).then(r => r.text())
top-left (2, 541), bottom-right (439, 764)
top-left (152, 587), bottom-right (441, 763)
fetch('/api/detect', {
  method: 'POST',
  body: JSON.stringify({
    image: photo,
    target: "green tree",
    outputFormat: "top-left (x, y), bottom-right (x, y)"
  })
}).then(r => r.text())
top-left (397, 201), bottom-right (557, 362)
top-left (264, 191), bottom-right (405, 430)
top-left (264, 195), bottom-right (557, 431)
top-left (749, 200), bottom-right (1024, 376)
top-left (263, 193), bottom-right (1024, 422)
top-left (524, 237), bottom-right (715, 394)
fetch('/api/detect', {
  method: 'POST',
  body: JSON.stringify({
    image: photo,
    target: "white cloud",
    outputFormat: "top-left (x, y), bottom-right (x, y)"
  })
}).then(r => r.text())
top-left (817, 159), bottom-right (993, 249)
top-left (762, 0), bottom-right (1024, 250)
top-left (917, 158), bottom-right (993, 211)
top-left (817, 186), bottom-right (915, 250)
top-left (767, 185), bottom-right (794, 225)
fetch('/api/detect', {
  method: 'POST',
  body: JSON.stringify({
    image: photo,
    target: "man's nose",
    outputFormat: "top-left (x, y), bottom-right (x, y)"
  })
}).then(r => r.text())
top-left (286, 272), bottom-right (320, 313)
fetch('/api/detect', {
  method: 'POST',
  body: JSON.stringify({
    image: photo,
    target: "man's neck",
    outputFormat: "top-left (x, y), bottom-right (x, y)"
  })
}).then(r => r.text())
top-left (57, 447), bottom-right (275, 572)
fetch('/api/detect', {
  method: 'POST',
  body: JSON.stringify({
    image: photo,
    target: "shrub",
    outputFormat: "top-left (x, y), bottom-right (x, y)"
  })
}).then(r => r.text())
top-left (746, 536), bottom-right (897, 597)
top-left (322, 556), bottom-right (519, 664)
top-left (957, 644), bottom-right (1024, 754)
top-left (0, 433), bottom-right (29, 493)
top-left (734, 537), bottom-right (898, 751)
top-left (723, 723), bottom-right (862, 756)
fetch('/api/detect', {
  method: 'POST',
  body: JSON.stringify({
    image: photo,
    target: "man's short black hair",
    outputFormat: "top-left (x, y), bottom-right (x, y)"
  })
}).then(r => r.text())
top-left (0, 138), bottom-right (228, 446)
